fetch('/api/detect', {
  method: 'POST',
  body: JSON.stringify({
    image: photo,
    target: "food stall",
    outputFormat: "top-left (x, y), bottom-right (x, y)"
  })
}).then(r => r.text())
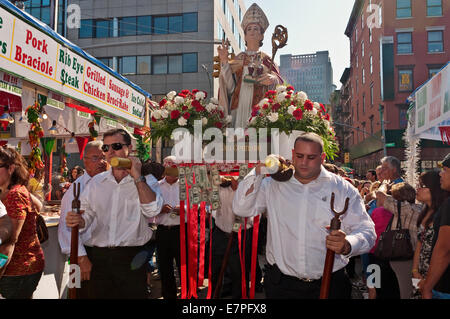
top-left (0, 0), bottom-right (152, 298)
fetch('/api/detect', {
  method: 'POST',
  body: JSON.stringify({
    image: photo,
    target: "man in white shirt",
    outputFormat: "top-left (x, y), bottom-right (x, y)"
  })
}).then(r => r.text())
top-left (211, 176), bottom-right (261, 298)
top-left (58, 140), bottom-right (107, 298)
top-left (66, 128), bottom-right (163, 299)
top-left (0, 201), bottom-right (11, 248)
top-left (154, 156), bottom-right (183, 299)
top-left (232, 132), bottom-right (376, 299)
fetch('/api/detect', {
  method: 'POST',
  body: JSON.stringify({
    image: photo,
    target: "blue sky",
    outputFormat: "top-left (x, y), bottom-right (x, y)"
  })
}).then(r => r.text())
top-left (244, 0), bottom-right (355, 87)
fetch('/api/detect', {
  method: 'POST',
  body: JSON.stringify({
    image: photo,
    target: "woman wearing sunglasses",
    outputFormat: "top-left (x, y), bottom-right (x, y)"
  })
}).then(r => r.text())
top-left (0, 147), bottom-right (45, 299)
top-left (66, 128), bottom-right (163, 299)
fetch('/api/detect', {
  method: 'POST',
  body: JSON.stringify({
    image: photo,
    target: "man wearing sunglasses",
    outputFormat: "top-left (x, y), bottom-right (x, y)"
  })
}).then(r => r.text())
top-left (66, 128), bottom-right (163, 299)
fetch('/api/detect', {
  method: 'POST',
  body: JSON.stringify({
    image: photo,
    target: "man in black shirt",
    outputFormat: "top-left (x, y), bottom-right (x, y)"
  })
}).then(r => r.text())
top-left (421, 153), bottom-right (450, 299)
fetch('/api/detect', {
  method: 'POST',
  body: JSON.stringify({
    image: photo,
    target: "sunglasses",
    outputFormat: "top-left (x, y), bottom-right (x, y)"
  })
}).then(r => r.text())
top-left (101, 143), bottom-right (129, 152)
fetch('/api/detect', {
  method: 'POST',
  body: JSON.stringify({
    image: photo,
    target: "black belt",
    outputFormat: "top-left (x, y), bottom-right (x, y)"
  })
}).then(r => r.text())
top-left (157, 224), bottom-right (180, 230)
top-left (268, 264), bottom-right (345, 284)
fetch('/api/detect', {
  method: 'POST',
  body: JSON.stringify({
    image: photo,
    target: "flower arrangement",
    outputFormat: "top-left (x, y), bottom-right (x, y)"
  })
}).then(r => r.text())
top-left (150, 89), bottom-right (230, 141)
top-left (247, 85), bottom-right (339, 160)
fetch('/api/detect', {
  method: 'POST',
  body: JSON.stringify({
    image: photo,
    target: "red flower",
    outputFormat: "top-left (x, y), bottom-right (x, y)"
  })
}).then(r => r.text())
top-left (182, 105), bottom-right (188, 111)
top-left (151, 116), bottom-right (157, 122)
top-left (203, 91), bottom-right (207, 98)
top-left (170, 110), bottom-right (180, 119)
top-left (287, 85), bottom-right (294, 91)
top-left (181, 89), bottom-right (191, 95)
top-left (293, 108), bottom-right (303, 120)
top-left (320, 103), bottom-right (326, 112)
top-left (324, 113), bottom-right (330, 121)
top-left (159, 99), bottom-right (167, 107)
top-left (219, 111), bottom-right (224, 118)
top-left (268, 99), bottom-right (273, 104)
top-left (251, 109), bottom-right (259, 117)
top-left (183, 112), bottom-right (191, 119)
top-left (192, 100), bottom-right (204, 112)
top-left (272, 103), bottom-right (281, 112)
top-left (215, 122), bottom-right (223, 129)
top-left (285, 95), bottom-right (291, 100)
top-left (252, 105), bottom-right (260, 111)
top-left (192, 89), bottom-right (199, 94)
top-left (178, 93), bottom-right (187, 98)
top-left (304, 100), bottom-right (314, 111)
top-left (262, 104), bottom-right (269, 109)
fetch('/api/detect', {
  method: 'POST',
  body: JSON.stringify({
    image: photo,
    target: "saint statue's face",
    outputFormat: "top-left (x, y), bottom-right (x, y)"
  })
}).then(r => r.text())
top-left (244, 23), bottom-right (263, 48)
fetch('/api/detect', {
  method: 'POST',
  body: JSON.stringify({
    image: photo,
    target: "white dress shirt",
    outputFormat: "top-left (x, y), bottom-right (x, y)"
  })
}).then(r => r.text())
top-left (0, 200), bottom-right (6, 218)
top-left (58, 173), bottom-right (97, 256)
top-left (80, 169), bottom-right (163, 247)
top-left (212, 186), bottom-right (253, 233)
top-left (155, 178), bottom-right (186, 226)
top-left (232, 166), bottom-right (376, 280)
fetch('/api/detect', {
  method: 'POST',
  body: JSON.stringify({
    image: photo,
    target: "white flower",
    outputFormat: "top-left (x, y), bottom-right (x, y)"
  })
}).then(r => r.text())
top-left (151, 110), bottom-right (161, 120)
top-left (206, 103), bottom-right (217, 113)
top-left (276, 85), bottom-right (287, 93)
top-left (313, 102), bottom-right (321, 110)
top-left (258, 98), bottom-right (269, 107)
top-left (226, 115), bottom-right (232, 123)
top-left (210, 97), bottom-right (219, 104)
top-left (160, 109), bottom-right (169, 119)
top-left (167, 91), bottom-right (177, 100)
top-left (165, 102), bottom-right (177, 111)
top-left (267, 112), bottom-right (279, 122)
top-left (288, 105), bottom-right (296, 116)
top-left (202, 117), bottom-right (208, 125)
top-left (310, 108), bottom-right (318, 115)
top-left (276, 92), bottom-right (287, 103)
top-left (296, 91), bottom-right (308, 103)
top-left (174, 96), bottom-right (185, 105)
top-left (178, 117), bottom-right (187, 126)
top-left (195, 91), bottom-right (206, 100)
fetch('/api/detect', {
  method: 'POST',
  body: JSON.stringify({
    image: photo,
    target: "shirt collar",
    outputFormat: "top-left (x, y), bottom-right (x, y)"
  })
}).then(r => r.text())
top-left (288, 165), bottom-right (333, 185)
top-left (160, 177), bottom-right (178, 186)
top-left (101, 168), bottom-right (133, 184)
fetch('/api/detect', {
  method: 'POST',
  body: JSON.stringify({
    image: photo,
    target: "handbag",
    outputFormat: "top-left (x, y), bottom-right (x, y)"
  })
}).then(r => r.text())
top-left (36, 212), bottom-right (49, 244)
top-left (374, 200), bottom-right (414, 261)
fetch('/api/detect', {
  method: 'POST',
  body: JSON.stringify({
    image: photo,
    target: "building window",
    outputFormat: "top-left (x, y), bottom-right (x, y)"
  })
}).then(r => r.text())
top-left (119, 16), bottom-right (137, 36)
top-left (428, 31), bottom-right (444, 53)
top-left (361, 40), bottom-right (364, 57)
top-left (370, 84), bottom-right (374, 106)
top-left (153, 16), bottom-right (168, 34)
top-left (427, 0), bottom-right (442, 16)
top-left (362, 68), bottom-right (365, 84)
top-left (137, 16), bottom-right (152, 35)
top-left (98, 57), bottom-right (114, 69)
top-left (137, 56), bottom-right (151, 74)
top-left (95, 20), bottom-right (112, 38)
top-left (118, 56), bottom-right (137, 75)
top-left (168, 15), bottom-right (182, 33)
top-left (398, 69), bottom-right (413, 92)
top-left (356, 101), bottom-right (359, 121)
top-left (369, 27), bottom-right (372, 43)
top-left (428, 67), bottom-right (442, 78)
top-left (24, 0), bottom-right (51, 26)
top-left (152, 56), bottom-right (167, 74)
top-left (396, 0), bottom-right (411, 18)
top-left (79, 19), bottom-right (93, 38)
top-left (168, 55), bottom-right (182, 74)
top-left (370, 115), bottom-right (374, 135)
top-left (397, 32), bottom-right (412, 54)
top-left (183, 53), bottom-right (198, 73)
top-left (363, 94), bottom-right (366, 113)
top-left (183, 13), bottom-right (198, 32)
top-left (370, 55), bottom-right (373, 73)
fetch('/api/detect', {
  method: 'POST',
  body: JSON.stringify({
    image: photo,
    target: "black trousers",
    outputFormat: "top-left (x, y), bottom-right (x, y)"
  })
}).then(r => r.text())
top-left (155, 224), bottom-right (185, 299)
top-left (85, 245), bottom-right (148, 299)
top-left (368, 253), bottom-right (400, 299)
top-left (264, 264), bottom-right (352, 299)
top-left (211, 226), bottom-right (262, 299)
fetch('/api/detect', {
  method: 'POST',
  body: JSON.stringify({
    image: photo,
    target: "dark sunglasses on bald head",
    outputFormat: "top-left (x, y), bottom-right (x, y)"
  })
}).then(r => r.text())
top-left (101, 143), bottom-right (129, 152)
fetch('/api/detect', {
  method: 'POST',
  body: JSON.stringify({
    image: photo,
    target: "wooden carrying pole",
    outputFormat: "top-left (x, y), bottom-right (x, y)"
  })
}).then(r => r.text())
top-left (213, 231), bottom-right (235, 299)
top-left (319, 193), bottom-right (349, 299)
top-left (68, 183), bottom-right (81, 299)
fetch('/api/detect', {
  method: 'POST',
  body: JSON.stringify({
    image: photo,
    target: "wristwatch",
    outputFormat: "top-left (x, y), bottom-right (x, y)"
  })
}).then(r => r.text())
top-left (134, 175), bottom-right (146, 184)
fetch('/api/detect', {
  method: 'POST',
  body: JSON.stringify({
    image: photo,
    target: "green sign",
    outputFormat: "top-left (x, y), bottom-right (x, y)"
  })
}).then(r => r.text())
top-left (386, 143), bottom-right (395, 147)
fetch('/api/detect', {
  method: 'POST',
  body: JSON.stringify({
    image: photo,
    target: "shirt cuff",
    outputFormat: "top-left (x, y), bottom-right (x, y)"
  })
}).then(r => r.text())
top-left (344, 235), bottom-right (358, 257)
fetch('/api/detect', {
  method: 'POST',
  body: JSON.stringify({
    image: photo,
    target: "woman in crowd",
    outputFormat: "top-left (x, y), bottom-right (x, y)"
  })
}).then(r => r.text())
top-left (412, 170), bottom-right (450, 298)
top-left (68, 165), bottom-right (84, 183)
top-left (0, 147), bottom-right (45, 299)
top-left (377, 182), bottom-right (421, 299)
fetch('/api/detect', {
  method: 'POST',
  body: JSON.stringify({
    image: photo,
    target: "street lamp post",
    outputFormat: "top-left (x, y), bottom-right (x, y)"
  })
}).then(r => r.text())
top-left (379, 104), bottom-right (387, 157)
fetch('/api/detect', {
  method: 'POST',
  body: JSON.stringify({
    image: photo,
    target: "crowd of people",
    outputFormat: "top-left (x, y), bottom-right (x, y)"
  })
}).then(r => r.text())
top-left (0, 129), bottom-right (448, 300)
